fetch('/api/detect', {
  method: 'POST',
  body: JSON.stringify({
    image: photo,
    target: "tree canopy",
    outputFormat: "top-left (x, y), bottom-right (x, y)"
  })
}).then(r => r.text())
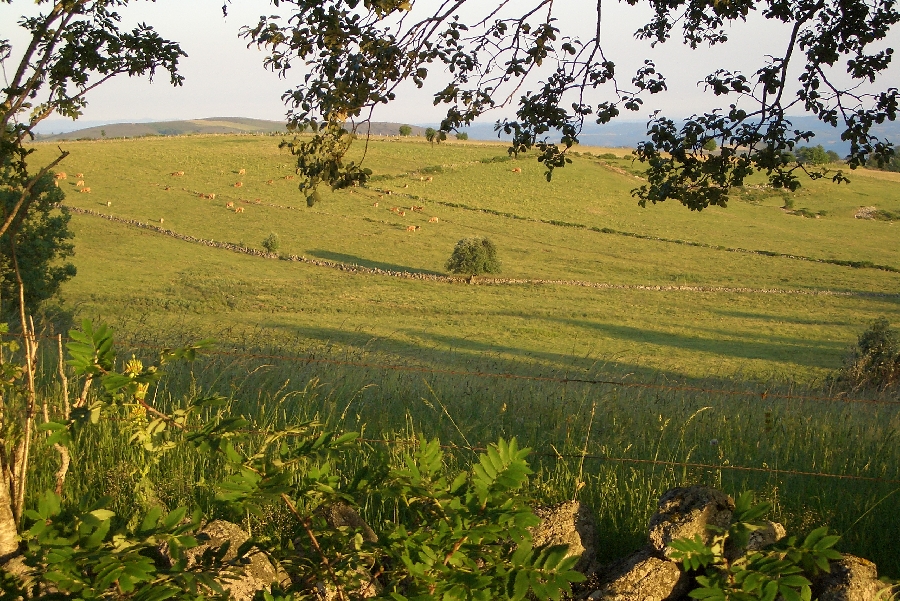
top-left (231, 0), bottom-right (898, 210)
top-left (0, 0), bottom-right (186, 314)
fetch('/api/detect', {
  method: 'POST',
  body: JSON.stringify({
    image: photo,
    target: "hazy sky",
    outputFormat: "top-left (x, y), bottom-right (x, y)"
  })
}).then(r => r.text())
top-left (2, 0), bottom-right (898, 131)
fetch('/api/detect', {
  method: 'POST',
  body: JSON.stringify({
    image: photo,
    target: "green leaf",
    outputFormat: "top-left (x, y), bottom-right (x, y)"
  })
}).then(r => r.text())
top-left (89, 508), bottom-right (115, 522)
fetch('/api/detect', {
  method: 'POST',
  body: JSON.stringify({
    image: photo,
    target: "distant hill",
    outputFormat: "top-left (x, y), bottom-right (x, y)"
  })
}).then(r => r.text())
top-left (37, 117), bottom-right (430, 141)
top-left (463, 116), bottom-right (900, 156)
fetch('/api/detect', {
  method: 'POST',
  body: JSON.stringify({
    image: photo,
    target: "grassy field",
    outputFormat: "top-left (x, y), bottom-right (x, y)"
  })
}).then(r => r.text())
top-left (29, 135), bottom-right (900, 380)
top-left (21, 133), bottom-right (900, 576)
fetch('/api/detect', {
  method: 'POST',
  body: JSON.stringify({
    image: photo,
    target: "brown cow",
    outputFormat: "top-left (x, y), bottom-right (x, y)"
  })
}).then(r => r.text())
top-left (80, 187), bottom-right (91, 193)
top-left (511, 167), bottom-right (522, 173)
top-left (238, 168), bottom-right (246, 175)
top-left (171, 171), bottom-right (185, 176)
top-left (373, 202), bottom-right (379, 208)
top-left (428, 217), bottom-right (439, 223)
top-left (234, 182), bottom-right (243, 188)
top-left (406, 225), bottom-right (417, 231)
top-left (235, 207), bottom-right (245, 213)
top-left (284, 175), bottom-right (295, 180)
top-left (399, 210), bottom-right (406, 217)
top-left (266, 179), bottom-right (274, 185)
top-left (55, 172), bottom-right (67, 180)
top-left (76, 180), bottom-right (85, 187)
top-left (160, 218), bottom-right (164, 224)
top-left (106, 201), bottom-right (112, 207)
top-left (226, 202), bottom-right (235, 208)
top-left (75, 173), bottom-right (84, 178)
top-left (209, 193), bottom-right (216, 200)
top-left (411, 205), bottom-right (424, 212)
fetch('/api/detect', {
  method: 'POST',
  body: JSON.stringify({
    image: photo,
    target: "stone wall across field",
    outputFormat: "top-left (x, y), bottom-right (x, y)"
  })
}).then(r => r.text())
top-left (63, 205), bottom-right (898, 299)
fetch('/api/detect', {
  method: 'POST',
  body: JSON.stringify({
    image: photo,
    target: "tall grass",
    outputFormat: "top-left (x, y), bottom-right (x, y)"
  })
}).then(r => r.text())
top-left (25, 336), bottom-right (900, 577)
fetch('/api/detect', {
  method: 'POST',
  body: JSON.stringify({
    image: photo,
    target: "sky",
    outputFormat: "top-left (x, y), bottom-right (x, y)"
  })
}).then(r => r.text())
top-left (2, 0), bottom-right (898, 133)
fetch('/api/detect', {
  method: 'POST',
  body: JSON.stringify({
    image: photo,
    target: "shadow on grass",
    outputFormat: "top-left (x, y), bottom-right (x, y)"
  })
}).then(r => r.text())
top-left (495, 314), bottom-right (847, 369)
top-left (307, 249), bottom-right (445, 276)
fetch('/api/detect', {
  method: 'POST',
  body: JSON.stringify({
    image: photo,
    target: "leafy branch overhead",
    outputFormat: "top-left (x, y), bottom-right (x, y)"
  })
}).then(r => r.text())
top-left (233, 0), bottom-right (898, 208)
top-left (1, 0), bottom-right (187, 241)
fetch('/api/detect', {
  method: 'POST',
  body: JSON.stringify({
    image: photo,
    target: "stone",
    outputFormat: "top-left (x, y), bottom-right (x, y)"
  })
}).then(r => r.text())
top-left (530, 500), bottom-right (598, 573)
top-left (306, 503), bottom-right (380, 600)
top-left (581, 545), bottom-right (689, 601)
top-left (724, 520), bottom-right (787, 561)
top-left (648, 486), bottom-right (735, 558)
top-left (315, 502), bottom-right (378, 543)
top-left (186, 520), bottom-right (287, 601)
top-left (747, 521), bottom-right (786, 551)
top-left (811, 554), bottom-right (894, 601)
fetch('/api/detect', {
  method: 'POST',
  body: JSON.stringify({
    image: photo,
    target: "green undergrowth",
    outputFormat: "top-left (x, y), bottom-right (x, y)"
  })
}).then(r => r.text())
top-left (24, 335), bottom-right (900, 577)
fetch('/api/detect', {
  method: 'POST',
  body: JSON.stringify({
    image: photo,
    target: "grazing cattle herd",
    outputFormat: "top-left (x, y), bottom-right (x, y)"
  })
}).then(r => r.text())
top-left (61, 165), bottom-right (449, 239)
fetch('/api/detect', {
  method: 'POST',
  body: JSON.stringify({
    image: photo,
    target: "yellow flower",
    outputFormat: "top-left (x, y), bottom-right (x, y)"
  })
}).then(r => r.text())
top-left (124, 355), bottom-right (143, 377)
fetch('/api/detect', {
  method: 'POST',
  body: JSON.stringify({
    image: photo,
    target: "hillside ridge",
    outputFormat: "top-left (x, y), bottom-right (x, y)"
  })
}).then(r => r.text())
top-left (36, 118), bottom-right (429, 141)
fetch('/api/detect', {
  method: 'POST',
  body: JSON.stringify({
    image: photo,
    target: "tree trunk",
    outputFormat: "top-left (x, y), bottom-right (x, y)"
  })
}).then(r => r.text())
top-left (0, 454), bottom-right (19, 561)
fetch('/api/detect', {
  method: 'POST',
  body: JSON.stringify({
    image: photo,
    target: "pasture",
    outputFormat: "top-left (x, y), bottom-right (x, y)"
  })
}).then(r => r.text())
top-left (24, 133), bottom-right (900, 575)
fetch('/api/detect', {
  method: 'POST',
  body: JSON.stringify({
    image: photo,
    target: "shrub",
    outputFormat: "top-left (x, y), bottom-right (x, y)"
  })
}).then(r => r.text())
top-left (262, 233), bottom-right (280, 254)
top-left (838, 317), bottom-right (900, 390)
top-left (455, 132), bottom-right (468, 140)
top-left (0, 322), bottom-right (584, 601)
top-left (795, 144), bottom-right (841, 165)
top-left (598, 153), bottom-right (618, 159)
top-left (446, 237), bottom-right (501, 276)
top-left (399, 124), bottom-right (412, 136)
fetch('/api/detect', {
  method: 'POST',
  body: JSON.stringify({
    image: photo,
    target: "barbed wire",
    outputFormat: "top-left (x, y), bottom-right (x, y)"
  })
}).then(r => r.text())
top-left (18, 332), bottom-right (900, 408)
top-left (355, 436), bottom-right (900, 485)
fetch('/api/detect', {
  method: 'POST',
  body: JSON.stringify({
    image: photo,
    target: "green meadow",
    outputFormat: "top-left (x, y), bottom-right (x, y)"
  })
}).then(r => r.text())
top-left (24, 133), bottom-right (900, 574)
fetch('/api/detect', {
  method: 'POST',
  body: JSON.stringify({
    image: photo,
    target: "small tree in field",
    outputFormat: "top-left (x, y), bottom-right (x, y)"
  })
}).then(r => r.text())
top-left (262, 232), bottom-right (280, 254)
top-left (425, 128), bottom-right (446, 146)
top-left (446, 237), bottom-right (501, 276)
top-left (456, 132), bottom-right (469, 140)
top-left (399, 124), bottom-right (412, 136)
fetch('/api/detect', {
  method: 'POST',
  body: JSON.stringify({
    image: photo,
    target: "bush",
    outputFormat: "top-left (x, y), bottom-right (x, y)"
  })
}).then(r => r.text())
top-left (795, 144), bottom-right (841, 165)
top-left (446, 237), bottom-right (501, 276)
top-left (838, 317), bottom-right (900, 390)
top-left (598, 153), bottom-right (618, 159)
top-left (262, 233), bottom-right (280, 254)
top-left (455, 132), bottom-right (468, 140)
top-left (399, 124), bottom-right (412, 136)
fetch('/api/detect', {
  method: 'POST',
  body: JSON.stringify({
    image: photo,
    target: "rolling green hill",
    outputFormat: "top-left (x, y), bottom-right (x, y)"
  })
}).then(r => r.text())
top-left (29, 134), bottom-right (900, 381)
top-left (22, 134), bottom-right (900, 575)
